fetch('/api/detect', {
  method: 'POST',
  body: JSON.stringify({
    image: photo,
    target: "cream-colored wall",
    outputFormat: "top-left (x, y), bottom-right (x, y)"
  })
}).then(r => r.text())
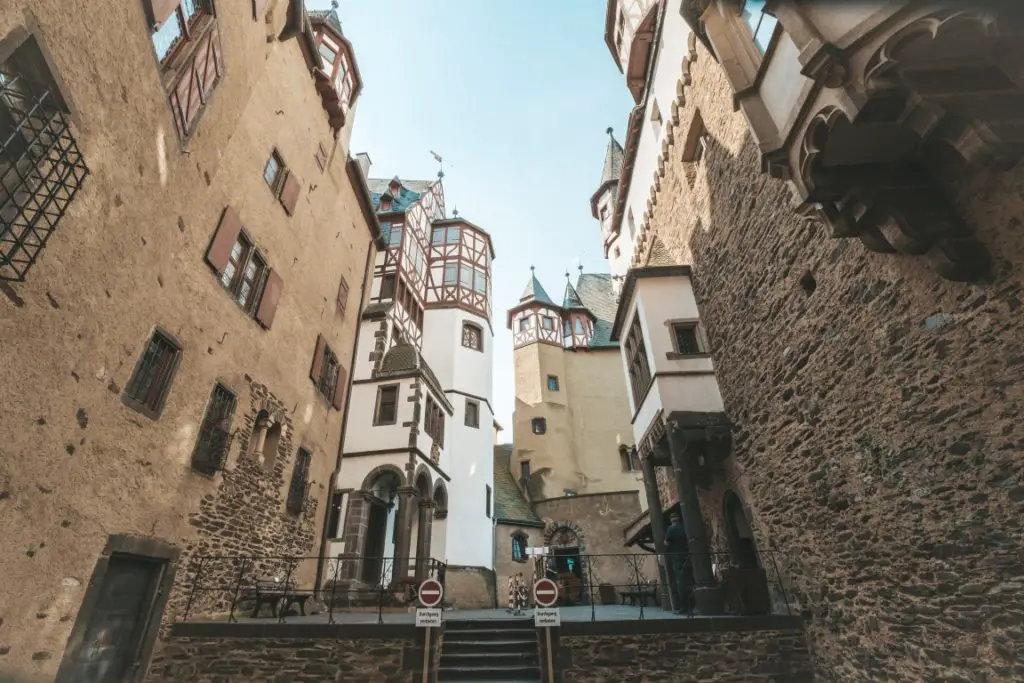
top-left (564, 350), bottom-right (645, 508)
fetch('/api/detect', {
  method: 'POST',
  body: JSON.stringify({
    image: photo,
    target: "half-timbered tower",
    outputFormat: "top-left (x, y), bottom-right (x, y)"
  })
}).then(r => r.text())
top-left (499, 268), bottom-right (645, 603)
top-left (328, 166), bottom-right (497, 604)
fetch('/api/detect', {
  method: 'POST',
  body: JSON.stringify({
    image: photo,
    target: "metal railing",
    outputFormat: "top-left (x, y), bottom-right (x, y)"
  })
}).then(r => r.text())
top-left (173, 554), bottom-right (446, 624)
top-left (528, 549), bottom-right (793, 621)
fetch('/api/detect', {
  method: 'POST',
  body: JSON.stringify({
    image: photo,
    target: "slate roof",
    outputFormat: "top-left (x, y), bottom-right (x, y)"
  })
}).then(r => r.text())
top-left (367, 177), bottom-right (435, 213)
top-left (492, 444), bottom-right (544, 526)
top-left (519, 273), bottom-right (556, 306)
top-left (599, 129), bottom-right (625, 188)
top-left (575, 273), bottom-right (619, 349)
top-left (307, 6), bottom-right (343, 35)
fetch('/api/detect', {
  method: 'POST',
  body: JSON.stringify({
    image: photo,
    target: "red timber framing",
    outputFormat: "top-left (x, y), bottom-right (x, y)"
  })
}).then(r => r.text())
top-left (510, 304), bottom-right (563, 349)
top-left (563, 311), bottom-right (595, 349)
top-left (426, 218), bottom-right (495, 323)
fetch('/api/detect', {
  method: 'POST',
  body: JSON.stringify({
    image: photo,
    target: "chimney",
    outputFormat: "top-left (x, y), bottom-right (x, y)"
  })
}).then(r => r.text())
top-left (355, 152), bottom-right (372, 179)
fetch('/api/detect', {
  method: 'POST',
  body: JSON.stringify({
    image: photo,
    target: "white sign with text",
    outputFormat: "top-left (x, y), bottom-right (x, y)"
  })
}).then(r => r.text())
top-left (416, 608), bottom-right (443, 628)
top-left (534, 607), bottom-right (560, 627)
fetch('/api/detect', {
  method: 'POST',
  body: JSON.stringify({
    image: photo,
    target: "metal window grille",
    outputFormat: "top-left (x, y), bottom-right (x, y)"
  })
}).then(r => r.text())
top-left (125, 331), bottom-right (181, 414)
top-left (0, 71), bottom-right (88, 282)
top-left (673, 324), bottom-right (701, 355)
top-left (286, 449), bottom-right (312, 514)
top-left (318, 346), bottom-right (340, 401)
top-left (190, 384), bottom-right (237, 475)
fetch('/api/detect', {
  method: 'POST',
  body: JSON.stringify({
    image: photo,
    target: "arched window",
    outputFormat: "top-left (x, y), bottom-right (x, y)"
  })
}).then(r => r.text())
top-left (461, 322), bottom-right (483, 351)
top-left (511, 532), bottom-right (528, 563)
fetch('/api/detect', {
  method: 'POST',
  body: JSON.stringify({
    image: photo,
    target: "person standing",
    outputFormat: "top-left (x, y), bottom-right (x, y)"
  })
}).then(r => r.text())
top-left (665, 512), bottom-right (694, 614)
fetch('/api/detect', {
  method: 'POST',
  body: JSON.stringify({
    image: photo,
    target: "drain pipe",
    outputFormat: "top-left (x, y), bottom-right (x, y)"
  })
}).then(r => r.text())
top-left (314, 158), bottom-right (383, 595)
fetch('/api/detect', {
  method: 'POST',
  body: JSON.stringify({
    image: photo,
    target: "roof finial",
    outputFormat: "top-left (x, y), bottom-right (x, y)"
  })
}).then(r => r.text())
top-left (564, 270), bottom-right (570, 280)
top-left (331, 0), bottom-right (338, 9)
top-left (578, 263), bottom-right (584, 274)
top-left (606, 126), bottom-right (614, 137)
top-left (530, 265), bottom-right (535, 274)
top-left (453, 206), bottom-right (459, 218)
top-left (430, 150), bottom-right (445, 180)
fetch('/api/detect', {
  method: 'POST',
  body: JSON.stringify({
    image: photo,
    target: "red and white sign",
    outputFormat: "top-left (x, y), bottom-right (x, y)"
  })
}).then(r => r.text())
top-left (533, 578), bottom-right (559, 608)
top-left (418, 579), bottom-right (444, 608)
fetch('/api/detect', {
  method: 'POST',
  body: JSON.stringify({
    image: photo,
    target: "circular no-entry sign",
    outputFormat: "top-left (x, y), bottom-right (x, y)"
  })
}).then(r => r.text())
top-left (533, 578), bottom-right (559, 608)
top-left (418, 579), bottom-right (444, 608)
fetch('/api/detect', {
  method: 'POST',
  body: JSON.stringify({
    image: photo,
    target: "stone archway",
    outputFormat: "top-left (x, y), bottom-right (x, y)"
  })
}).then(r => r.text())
top-left (351, 466), bottom-right (403, 585)
top-left (412, 469), bottom-right (434, 579)
top-left (542, 522), bottom-right (588, 605)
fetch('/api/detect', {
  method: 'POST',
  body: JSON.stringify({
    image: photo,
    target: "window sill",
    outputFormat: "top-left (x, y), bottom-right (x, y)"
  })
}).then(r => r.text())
top-left (121, 395), bottom-right (165, 422)
top-left (666, 352), bottom-right (711, 361)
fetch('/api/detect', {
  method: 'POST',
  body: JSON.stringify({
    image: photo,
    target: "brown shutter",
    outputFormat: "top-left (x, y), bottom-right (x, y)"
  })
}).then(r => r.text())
top-left (205, 206), bottom-right (243, 274)
top-left (280, 171), bottom-right (301, 216)
top-left (310, 334), bottom-right (326, 385)
top-left (146, 0), bottom-right (180, 28)
top-left (255, 268), bottom-right (283, 329)
top-left (196, 25), bottom-right (223, 102)
top-left (337, 276), bottom-right (349, 315)
top-left (253, 0), bottom-right (269, 21)
top-left (332, 365), bottom-right (347, 411)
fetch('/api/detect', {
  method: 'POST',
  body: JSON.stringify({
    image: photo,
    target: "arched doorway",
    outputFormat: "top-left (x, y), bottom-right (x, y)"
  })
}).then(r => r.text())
top-left (723, 492), bottom-right (759, 570)
top-left (361, 470), bottom-right (400, 584)
top-left (546, 525), bottom-right (585, 604)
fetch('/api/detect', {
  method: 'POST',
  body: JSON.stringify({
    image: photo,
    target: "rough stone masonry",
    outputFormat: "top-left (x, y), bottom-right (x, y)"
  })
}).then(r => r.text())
top-left (641, 40), bottom-right (1024, 683)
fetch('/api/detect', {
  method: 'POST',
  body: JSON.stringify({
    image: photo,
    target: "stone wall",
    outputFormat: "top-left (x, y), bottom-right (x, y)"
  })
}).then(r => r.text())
top-left (493, 523), bottom-right (545, 608)
top-left (0, 0), bottom-right (375, 678)
top-left (640, 37), bottom-right (1024, 682)
top-left (146, 636), bottom-right (411, 683)
top-left (559, 627), bottom-right (813, 683)
top-left (444, 565), bottom-right (496, 610)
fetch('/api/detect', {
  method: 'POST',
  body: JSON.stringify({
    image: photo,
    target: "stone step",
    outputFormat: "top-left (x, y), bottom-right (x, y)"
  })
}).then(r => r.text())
top-left (442, 638), bottom-right (537, 655)
top-left (437, 664), bottom-right (542, 681)
top-left (445, 618), bottom-right (534, 631)
top-left (443, 628), bottom-right (536, 643)
top-left (440, 651), bottom-right (540, 668)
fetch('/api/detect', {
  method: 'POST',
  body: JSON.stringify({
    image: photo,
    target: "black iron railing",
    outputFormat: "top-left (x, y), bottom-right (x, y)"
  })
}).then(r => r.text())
top-left (174, 554), bottom-right (446, 624)
top-left (530, 549), bottom-right (793, 621)
top-left (0, 70), bottom-right (88, 282)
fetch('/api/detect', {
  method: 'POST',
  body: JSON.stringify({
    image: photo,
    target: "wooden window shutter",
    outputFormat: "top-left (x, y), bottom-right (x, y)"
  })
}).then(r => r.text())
top-left (310, 334), bottom-right (327, 385)
top-left (205, 206), bottom-right (243, 274)
top-left (337, 276), bottom-right (349, 316)
top-left (146, 0), bottom-right (180, 28)
top-left (332, 365), bottom-right (347, 411)
top-left (255, 268), bottom-right (283, 329)
top-left (279, 171), bottom-right (301, 216)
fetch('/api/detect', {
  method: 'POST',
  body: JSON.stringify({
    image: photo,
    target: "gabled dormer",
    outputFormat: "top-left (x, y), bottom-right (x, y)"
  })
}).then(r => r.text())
top-left (562, 278), bottom-right (596, 349)
top-left (507, 269), bottom-right (563, 350)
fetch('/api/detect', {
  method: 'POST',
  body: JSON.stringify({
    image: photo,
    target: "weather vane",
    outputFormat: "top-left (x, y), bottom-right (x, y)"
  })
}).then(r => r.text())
top-left (430, 150), bottom-right (445, 179)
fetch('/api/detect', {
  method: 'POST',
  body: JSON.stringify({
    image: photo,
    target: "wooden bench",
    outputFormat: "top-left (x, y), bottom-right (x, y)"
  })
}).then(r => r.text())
top-left (619, 583), bottom-right (658, 607)
top-left (242, 577), bottom-right (310, 618)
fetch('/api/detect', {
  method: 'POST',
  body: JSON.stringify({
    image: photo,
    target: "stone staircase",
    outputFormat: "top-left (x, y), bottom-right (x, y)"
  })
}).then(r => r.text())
top-left (438, 618), bottom-right (541, 682)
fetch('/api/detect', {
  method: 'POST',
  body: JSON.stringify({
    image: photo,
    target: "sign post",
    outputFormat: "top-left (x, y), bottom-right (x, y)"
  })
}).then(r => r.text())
top-left (417, 579), bottom-right (444, 683)
top-left (533, 578), bottom-right (559, 683)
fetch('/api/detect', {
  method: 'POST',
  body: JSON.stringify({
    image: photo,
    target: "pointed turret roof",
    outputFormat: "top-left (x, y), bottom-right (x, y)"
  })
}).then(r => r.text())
top-left (599, 127), bottom-right (624, 188)
top-left (519, 268), bottom-right (555, 306)
top-left (562, 278), bottom-right (587, 311)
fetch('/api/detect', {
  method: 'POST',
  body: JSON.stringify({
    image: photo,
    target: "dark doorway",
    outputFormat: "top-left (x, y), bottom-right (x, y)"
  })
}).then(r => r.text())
top-left (552, 547), bottom-right (584, 605)
top-left (361, 501), bottom-right (388, 584)
top-left (59, 555), bottom-right (164, 683)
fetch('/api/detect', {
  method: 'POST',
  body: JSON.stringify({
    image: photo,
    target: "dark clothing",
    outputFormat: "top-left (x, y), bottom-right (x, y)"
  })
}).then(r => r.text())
top-left (664, 520), bottom-right (692, 611)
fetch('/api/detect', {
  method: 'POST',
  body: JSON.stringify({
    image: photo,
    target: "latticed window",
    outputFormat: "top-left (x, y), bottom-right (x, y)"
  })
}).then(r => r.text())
top-left (0, 42), bottom-right (88, 282)
top-left (190, 384), bottom-right (236, 475)
top-left (462, 322), bottom-right (482, 351)
top-left (625, 315), bottom-right (652, 404)
top-left (124, 330), bottom-right (182, 419)
top-left (286, 448), bottom-right (312, 515)
top-left (672, 323), bottom-right (702, 355)
top-left (318, 344), bottom-right (341, 403)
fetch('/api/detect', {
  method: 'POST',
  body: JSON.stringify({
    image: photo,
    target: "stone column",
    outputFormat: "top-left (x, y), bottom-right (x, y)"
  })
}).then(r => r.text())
top-left (668, 423), bottom-right (723, 614)
top-left (392, 486), bottom-right (418, 581)
top-left (415, 500), bottom-right (436, 579)
top-left (640, 448), bottom-right (674, 611)
top-left (250, 415), bottom-right (270, 461)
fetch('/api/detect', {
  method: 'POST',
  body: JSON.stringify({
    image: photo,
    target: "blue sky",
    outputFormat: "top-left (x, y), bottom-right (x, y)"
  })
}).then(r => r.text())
top-left (310, 0), bottom-right (634, 433)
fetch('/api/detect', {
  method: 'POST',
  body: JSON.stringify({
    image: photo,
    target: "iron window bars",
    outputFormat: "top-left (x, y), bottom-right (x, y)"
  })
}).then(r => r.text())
top-left (286, 449), bottom-right (312, 515)
top-left (190, 384), bottom-right (237, 475)
top-left (124, 330), bottom-right (182, 419)
top-left (0, 70), bottom-right (88, 282)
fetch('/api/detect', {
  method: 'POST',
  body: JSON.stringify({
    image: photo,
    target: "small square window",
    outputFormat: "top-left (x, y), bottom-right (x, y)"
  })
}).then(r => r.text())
top-left (531, 417), bottom-right (546, 435)
top-left (318, 41), bottom-right (338, 67)
top-left (672, 323), bottom-right (702, 356)
top-left (264, 151), bottom-right (285, 195)
top-left (519, 318), bottom-right (532, 332)
top-left (380, 274), bottom-right (396, 299)
top-left (520, 460), bottom-right (531, 479)
top-left (541, 316), bottom-right (555, 331)
top-left (547, 375), bottom-right (559, 392)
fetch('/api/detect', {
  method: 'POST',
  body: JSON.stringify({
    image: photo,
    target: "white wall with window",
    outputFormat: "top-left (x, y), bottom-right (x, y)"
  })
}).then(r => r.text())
top-left (341, 378), bottom-right (415, 453)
